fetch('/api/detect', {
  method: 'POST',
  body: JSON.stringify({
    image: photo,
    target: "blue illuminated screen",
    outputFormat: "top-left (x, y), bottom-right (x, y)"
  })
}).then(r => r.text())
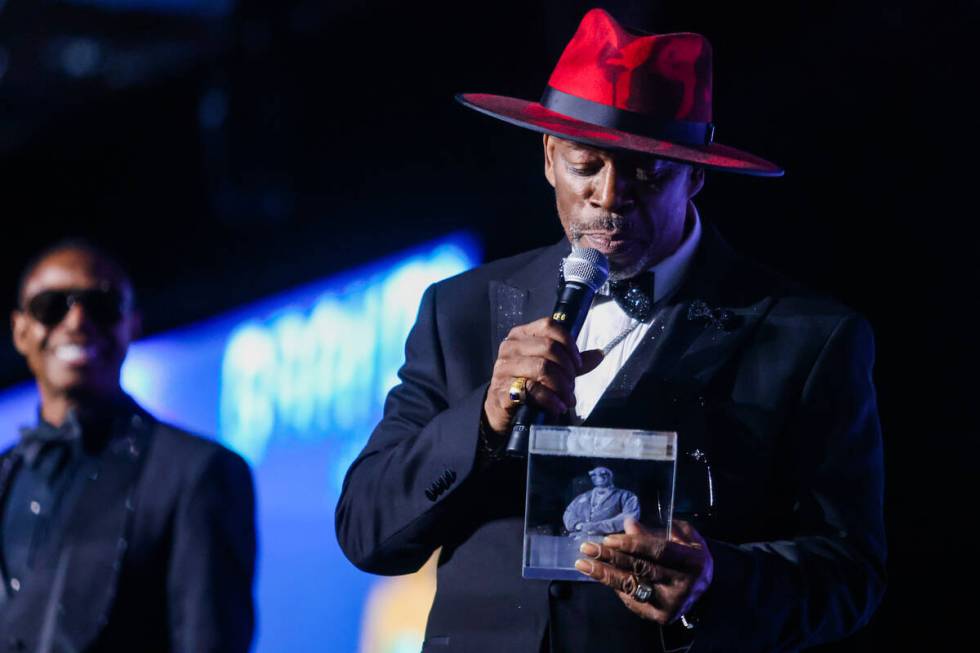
top-left (0, 234), bottom-right (480, 652)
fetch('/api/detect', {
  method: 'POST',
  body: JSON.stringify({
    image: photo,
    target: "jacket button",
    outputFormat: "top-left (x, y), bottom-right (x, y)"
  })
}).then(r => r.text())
top-left (549, 582), bottom-right (570, 599)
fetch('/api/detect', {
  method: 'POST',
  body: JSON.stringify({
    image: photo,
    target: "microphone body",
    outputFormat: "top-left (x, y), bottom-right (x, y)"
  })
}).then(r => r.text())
top-left (505, 248), bottom-right (609, 456)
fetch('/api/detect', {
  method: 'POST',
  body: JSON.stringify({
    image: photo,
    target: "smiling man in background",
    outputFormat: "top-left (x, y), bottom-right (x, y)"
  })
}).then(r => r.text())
top-left (0, 241), bottom-right (256, 653)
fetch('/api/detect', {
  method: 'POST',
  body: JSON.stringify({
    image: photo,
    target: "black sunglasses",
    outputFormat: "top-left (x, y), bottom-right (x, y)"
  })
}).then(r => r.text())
top-left (23, 287), bottom-right (129, 327)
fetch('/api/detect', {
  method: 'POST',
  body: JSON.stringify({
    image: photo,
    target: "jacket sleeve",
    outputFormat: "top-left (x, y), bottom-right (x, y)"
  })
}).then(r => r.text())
top-left (167, 448), bottom-right (257, 653)
top-left (335, 283), bottom-right (489, 575)
top-left (693, 314), bottom-right (887, 652)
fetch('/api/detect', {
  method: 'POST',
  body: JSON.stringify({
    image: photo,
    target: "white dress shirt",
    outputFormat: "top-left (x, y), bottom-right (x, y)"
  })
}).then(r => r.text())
top-left (573, 204), bottom-right (702, 422)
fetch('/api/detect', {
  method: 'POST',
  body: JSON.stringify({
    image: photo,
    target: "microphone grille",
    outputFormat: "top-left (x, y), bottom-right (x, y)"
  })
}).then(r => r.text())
top-left (562, 247), bottom-right (610, 291)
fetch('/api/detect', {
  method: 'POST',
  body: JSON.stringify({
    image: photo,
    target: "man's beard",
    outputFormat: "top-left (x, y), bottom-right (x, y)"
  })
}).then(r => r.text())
top-left (606, 253), bottom-right (654, 282)
top-left (568, 215), bottom-right (654, 282)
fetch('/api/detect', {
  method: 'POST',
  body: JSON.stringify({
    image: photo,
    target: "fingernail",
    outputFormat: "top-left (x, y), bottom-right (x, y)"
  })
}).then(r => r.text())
top-left (579, 542), bottom-right (598, 557)
top-left (574, 559), bottom-right (593, 574)
top-left (603, 535), bottom-right (622, 547)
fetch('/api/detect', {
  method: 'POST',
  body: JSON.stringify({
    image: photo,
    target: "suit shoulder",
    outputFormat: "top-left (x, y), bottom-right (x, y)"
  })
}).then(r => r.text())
top-left (769, 281), bottom-right (871, 335)
top-left (725, 247), bottom-right (870, 332)
top-left (147, 420), bottom-right (252, 479)
top-left (432, 243), bottom-right (558, 295)
top-left (738, 260), bottom-right (875, 356)
top-left (410, 243), bottom-right (560, 327)
top-left (712, 238), bottom-right (874, 356)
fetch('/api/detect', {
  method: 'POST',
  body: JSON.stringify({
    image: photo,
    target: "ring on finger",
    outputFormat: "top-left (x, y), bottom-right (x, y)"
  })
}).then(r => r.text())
top-left (632, 558), bottom-right (652, 578)
top-left (508, 377), bottom-right (528, 405)
top-left (622, 573), bottom-right (639, 596)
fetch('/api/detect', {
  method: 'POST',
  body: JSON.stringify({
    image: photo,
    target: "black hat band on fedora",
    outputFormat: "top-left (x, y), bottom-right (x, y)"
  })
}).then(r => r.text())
top-left (540, 87), bottom-right (716, 147)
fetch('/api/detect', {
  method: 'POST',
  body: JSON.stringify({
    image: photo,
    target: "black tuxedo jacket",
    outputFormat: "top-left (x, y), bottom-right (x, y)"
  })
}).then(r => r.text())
top-left (0, 398), bottom-right (255, 653)
top-left (336, 226), bottom-right (886, 652)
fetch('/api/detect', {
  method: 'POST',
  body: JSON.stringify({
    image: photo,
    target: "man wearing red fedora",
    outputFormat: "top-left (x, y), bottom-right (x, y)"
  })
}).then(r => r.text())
top-left (337, 8), bottom-right (884, 652)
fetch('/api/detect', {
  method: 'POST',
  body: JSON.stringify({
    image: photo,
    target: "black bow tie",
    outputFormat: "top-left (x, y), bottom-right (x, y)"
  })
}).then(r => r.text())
top-left (18, 418), bottom-right (82, 467)
top-left (605, 272), bottom-right (655, 321)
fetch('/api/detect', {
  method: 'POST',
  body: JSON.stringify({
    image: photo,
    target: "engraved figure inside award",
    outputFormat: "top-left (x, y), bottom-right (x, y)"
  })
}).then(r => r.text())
top-left (523, 425), bottom-right (677, 581)
top-left (563, 466), bottom-right (640, 538)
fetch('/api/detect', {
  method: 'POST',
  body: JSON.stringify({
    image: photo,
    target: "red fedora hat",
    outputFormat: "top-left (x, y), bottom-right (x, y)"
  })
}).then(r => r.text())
top-left (457, 8), bottom-right (783, 176)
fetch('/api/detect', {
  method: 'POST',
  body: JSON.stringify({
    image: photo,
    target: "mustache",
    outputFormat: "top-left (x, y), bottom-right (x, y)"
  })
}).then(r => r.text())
top-left (568, 214), bottom-right (629, 239)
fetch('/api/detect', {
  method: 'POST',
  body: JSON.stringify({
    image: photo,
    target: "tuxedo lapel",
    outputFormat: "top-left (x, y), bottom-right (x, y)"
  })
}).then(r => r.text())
top-left (666, 297), bottom-right (774, 389)
top-left (488, 283), bottom-right (529, 352)
top-left (50, 409), bottom-right (153, 652)
top-left (664, 224), bottom-right (778, 391)
top-left (489, 241), bottom-right (569, 354)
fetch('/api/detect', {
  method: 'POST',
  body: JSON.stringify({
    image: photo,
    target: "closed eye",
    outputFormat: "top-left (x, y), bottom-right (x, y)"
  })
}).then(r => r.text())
top-left (566, 162), bottom-right (602, 177)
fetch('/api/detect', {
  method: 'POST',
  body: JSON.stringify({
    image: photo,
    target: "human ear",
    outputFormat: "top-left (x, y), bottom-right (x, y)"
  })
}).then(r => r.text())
top-left (11, 310), bottom-right (29, 356)
top-left (543, 134), bottom-right (557, 188)
top-left (687, 166), bottom-right (705, 198)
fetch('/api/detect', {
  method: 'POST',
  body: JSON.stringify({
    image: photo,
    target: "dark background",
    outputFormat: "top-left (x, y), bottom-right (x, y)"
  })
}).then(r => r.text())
top-left (0, 0), bottom-right (975, 648)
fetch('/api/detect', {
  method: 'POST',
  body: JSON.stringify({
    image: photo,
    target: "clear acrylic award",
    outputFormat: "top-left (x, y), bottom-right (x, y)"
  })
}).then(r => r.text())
top-left (522, 425), bottom-right (678, 581)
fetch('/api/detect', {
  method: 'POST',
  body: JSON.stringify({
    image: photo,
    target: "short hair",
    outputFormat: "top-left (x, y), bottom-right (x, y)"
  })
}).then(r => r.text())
top-left (16, 238), bottom-right (134, 308)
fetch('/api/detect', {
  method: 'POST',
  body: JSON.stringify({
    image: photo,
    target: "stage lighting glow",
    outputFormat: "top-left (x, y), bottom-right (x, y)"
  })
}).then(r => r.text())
top-left (218, 240), bottom-right (476, 490)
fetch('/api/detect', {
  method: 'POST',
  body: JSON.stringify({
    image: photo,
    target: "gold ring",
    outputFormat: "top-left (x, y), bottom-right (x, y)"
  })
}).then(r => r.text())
top-left (509, 377), bottom-right (528, 405)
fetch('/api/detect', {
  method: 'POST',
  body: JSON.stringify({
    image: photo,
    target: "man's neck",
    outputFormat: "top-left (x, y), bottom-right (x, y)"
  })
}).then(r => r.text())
top-left (39, 387), bottom-right (125, 427)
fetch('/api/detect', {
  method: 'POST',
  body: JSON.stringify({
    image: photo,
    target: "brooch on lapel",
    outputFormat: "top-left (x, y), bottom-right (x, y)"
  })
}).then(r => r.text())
top-left (687, 300), bottom-right (739, 331)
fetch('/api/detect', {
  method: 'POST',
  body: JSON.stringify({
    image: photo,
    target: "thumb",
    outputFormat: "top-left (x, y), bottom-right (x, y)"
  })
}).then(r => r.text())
top-left (578, 349), bottom-right (604, 375)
